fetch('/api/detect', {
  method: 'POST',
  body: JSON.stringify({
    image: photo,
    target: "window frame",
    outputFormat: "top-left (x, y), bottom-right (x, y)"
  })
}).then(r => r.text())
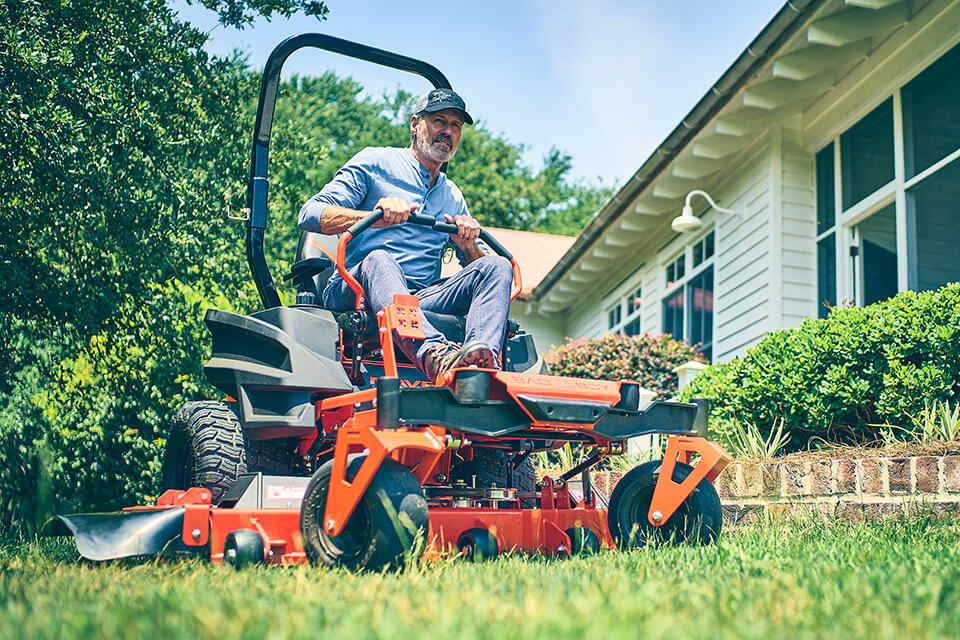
top-left (660, 228), bottom-right (716, 358)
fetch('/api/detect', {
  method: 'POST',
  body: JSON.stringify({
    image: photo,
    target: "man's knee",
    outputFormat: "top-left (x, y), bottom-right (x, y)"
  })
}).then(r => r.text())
top-left (474, 254), bottom-right (513, 282)
top-left (362, 249), bottom-right (400, 269)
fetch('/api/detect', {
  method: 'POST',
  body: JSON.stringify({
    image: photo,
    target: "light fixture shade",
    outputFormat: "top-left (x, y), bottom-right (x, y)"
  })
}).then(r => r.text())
top-left (671, 204), bottom-right (703, 233)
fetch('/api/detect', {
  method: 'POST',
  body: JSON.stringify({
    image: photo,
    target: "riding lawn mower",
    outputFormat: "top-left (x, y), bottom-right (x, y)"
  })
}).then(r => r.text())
top-left (45, 34), bottom-right (731, 571)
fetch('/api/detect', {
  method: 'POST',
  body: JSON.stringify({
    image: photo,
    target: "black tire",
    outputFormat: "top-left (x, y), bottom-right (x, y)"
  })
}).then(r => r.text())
top-left (223, 529), bottom-right (266, 569)
top-left (161, 401), bottom-right (246, 504)
top-left (608, 460), bottom-right (722, 548)
top-left (457, 528), bottom-right (499, 561)
top-left (450, 448), bottom-right (537, 506)
top-left (161, 401), bottom-right (296, 504)
top-left (565, 526), bottom-right (600, 555)
top-left (300, 455), bottom-right (428, 571)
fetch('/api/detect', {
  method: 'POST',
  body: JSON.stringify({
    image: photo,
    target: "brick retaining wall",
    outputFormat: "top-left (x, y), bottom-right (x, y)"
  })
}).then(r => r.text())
top-left (591, 455), bottom-right (960, 525)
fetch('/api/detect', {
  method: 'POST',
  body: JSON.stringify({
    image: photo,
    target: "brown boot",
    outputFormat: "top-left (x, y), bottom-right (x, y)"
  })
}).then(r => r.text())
top-left (421, 341), bottom-right (463, 383)
top-left (454, 341), bottom-right (497, 369)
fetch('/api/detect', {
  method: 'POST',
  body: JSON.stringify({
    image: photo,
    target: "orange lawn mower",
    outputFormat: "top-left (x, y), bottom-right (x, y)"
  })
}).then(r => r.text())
top-left (45, 34), bottom-right (731, 570)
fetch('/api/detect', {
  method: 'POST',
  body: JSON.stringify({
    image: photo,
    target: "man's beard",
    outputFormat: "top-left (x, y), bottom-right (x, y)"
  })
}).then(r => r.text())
top-left (414, 132), bottom-right (456, 163)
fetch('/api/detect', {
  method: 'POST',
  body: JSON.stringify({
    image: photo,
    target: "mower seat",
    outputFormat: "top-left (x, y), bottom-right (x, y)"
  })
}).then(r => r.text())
top-left (295, 231), bottom-right (466, 343)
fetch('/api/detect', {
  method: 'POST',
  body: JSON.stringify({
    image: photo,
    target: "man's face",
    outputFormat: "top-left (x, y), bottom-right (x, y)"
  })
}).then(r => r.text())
top-left (412, 108), bottom-right (464, 163)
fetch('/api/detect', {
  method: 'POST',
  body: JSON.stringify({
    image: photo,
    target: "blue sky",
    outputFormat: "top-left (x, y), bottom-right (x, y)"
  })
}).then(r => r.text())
top-left (173, 0), bottom-right (784, 186)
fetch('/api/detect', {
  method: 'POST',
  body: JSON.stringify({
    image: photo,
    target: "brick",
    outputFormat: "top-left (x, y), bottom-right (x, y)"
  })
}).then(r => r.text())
top-left (606, 472), bottom-right (624, 495)
top-left (766, 502), bottom-right (792, 521)
top-left (811, 461), bottom-right (833, 494)
top-left (888, 458), bottom-right (910, 494)
top-left (837, 502), bottom-right (866, 522)
top-left (914, 457), bottom-right (939, 494)
top-left (783, 461), bottom-right (810, 496)
top-left (760, 462), bottom-right (781, 497)
top-left (739, 462), bottom-right (761, 497)
top-left (943, 456), bottom-right (960, 492)
top-left (713, 466), bottom-right (735, 498)
top-left (836, 459), bottom-right (857, 494)
top-left (721, 504), bottom-right (762, 528)
top-left (592, 472), bottom-right (609, 499)
top-left (860, 458), bottom-right (884, 495)
top-left (862, 502), bottom-right (899, 522)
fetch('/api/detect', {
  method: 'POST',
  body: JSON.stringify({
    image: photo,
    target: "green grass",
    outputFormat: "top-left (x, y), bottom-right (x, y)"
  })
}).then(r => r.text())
top-left (2, 517), bottom-right (959, 640)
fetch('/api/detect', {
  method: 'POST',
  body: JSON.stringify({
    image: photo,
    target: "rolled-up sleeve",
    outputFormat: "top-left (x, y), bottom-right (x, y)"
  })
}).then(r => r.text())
top-left (298, 151), bottom-right (371, 232)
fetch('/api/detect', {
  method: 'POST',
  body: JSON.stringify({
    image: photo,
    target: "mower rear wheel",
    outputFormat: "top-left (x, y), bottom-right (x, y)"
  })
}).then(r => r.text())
top-left (161, 401), bottom-right (295, 504)
top-left (565, 526), bottom-right (600, 555)
top-left (608, 460), bottom-right (722, 548)
top-left (223, 529), bottom-right (266, 569)
top-left (299, 455), bottom-right (428, 572)
top-left (457, 528), bottom-right (499, 561)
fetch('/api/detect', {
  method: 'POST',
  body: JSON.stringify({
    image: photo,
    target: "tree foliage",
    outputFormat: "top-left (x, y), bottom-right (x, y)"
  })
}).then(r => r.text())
top-left (0, 0), bottom-right (612, 533)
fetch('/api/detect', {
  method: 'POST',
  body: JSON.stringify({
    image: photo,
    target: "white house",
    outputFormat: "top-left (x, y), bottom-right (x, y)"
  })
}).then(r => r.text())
top-left (511, 0), bottom-right (960, 363)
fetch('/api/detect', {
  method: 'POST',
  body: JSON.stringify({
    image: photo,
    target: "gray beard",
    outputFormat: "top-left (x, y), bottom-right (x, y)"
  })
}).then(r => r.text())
top-left (414, 133), bottom-right (455, 163)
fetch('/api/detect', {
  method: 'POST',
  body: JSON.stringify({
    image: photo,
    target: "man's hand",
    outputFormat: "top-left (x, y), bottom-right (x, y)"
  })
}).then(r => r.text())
top-left (374, 197), bottom-right (417, 227)
top-left (444, 213), bottom-right (480, 250)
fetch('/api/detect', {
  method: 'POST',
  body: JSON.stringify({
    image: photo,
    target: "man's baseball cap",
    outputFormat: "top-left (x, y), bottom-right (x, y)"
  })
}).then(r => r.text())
top-left (414, 89), bottom-right (473, 125)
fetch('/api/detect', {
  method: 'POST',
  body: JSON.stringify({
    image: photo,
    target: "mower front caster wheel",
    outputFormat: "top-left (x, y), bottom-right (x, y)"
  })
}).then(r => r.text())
top-left (300, 456), bottom-right (428, 572)
top-left (457, 528), bottom-right (499, 561)
top-left (608, 460), bottom-right (722, 547)
top-left (223, 529), bottom-right (266, 569)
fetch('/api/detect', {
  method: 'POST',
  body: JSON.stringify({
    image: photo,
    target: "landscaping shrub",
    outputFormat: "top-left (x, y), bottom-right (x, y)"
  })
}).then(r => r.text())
top-left (681, 283), bottom-right (960, 450)
top-left (545, 333), bottom-right (705, 400)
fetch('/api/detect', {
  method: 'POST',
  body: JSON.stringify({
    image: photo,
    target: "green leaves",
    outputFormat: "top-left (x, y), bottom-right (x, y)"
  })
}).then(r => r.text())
top-left (682, 284), bottom-right (960, 451)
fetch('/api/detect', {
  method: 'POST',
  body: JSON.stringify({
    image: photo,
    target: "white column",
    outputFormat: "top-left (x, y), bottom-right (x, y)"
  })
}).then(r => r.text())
top-left (673, 360), bottom-right (709, 394)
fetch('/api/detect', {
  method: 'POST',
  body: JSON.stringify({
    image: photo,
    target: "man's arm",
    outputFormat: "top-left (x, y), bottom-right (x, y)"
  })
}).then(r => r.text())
top-left (315, 198), bottom-right (417, 235)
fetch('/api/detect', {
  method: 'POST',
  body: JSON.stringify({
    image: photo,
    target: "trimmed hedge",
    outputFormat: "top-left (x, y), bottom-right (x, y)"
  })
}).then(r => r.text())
top-left (545, 333), bottom-right (705, 400)
top-left (681, 283), bottom-right (960, 450)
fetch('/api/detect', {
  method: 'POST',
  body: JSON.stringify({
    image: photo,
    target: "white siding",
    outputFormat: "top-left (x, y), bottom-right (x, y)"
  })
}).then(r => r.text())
top-left (510, 300), bottom-right (568, 354)
top-left (779, 128), bottom-right (818, 327)
top-left (713, 148), bottom-right (774, 361)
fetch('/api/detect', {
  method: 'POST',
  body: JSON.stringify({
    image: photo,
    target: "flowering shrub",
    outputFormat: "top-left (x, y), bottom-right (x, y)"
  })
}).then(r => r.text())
top-left (545, 333), bottom-right (706, 400)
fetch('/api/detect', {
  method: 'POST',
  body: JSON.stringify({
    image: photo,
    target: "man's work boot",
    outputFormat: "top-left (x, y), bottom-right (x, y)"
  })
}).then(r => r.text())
top-left (454, 341), bottom-right (498, 370)
top-left (421, 340), bottom-right (498, 383)
top-left (421, 341), bottom-right (462, 383)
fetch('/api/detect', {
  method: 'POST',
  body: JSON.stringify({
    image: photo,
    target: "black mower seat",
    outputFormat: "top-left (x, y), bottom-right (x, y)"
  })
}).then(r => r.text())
top-left (296, 231), bottom-right (467, 344)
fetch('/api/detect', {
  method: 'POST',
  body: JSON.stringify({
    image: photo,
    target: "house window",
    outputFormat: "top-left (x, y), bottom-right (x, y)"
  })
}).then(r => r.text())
top-left (816, 42), bottom-right (960, 311)
top-left (665, 255), bottom-right (685, 288)
top-left (607, 284), bottom-right (643, 335)
top-left (840, 98), bottom-right (894, 209)
top-left (661, 231), bottom-right (714, 361)
top-left (815, 143), bottom-right (837, 318)
top-left (687, 267), bottom-right (714, 361)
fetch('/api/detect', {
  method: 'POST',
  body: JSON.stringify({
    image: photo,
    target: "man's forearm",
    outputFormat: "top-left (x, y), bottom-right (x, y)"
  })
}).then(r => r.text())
top-left (317, 205), bottom-right (372, 235)
top-left (459, 241), bottom-right (488, 265)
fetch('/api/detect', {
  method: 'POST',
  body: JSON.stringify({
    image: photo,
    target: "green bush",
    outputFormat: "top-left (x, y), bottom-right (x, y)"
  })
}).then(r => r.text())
top-left (545, 333), bottom-right (705, 400)
top-left (682, 283), bottom-right (960, 450)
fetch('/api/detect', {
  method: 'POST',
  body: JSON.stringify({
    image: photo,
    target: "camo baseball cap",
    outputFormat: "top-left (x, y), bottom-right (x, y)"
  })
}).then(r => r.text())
top-left (414, 88), bottom-right (473, 125)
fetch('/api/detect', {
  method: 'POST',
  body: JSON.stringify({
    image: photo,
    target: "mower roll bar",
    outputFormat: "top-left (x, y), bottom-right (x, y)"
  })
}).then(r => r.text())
top-left (337, 209), bottom-right (523, 310)
top-left (246, 33), bottom-right (453, 309)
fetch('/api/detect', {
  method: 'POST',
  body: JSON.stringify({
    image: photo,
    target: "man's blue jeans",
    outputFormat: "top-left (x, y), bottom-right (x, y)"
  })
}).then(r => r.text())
top-left (323, 250), bottom-right (513, 368)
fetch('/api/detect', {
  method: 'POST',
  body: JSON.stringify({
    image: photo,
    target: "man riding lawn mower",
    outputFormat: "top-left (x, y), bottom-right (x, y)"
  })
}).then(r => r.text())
top-left (45, 34), bottom-right (731, 571)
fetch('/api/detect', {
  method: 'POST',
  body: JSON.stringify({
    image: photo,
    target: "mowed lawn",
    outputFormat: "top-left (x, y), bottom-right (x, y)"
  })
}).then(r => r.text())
top-left (1, 517), bottom-right (958, 640)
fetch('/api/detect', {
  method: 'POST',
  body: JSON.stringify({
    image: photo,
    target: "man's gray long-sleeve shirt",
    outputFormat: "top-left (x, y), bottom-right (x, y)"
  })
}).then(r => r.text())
top-left (298, 147), bottom-right (471, 294)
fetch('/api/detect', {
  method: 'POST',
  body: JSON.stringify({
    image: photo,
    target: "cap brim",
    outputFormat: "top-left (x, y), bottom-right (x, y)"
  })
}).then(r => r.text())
top-left (419, 102), bottom-right (473, 125)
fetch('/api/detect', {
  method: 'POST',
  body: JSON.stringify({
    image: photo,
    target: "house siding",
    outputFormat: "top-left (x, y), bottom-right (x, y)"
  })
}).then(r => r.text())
top-left (780, 127), bottom-right (818, 328)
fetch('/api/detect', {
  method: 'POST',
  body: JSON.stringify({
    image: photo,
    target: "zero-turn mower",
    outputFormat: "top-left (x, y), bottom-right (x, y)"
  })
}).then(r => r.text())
top-left (46, 34), bottom-right (731, 570)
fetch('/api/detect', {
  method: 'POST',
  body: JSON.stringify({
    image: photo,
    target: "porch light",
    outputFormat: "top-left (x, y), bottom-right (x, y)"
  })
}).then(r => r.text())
top-left (671, 189), bottom-right (740, 233)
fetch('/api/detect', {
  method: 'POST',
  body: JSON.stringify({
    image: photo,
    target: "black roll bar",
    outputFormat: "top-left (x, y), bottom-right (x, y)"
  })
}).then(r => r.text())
top-left (245, 33), bottom-right (452, 308)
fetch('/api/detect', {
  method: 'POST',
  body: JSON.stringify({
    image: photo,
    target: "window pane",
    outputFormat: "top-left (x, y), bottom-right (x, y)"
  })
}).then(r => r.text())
top-left (662, 289), bottom-right (684, 340)
top-left (841, 99), bottom-right (894, 209)
top-left (704, 231), bottom-right (715, 259)
top-left (907, 157), bottom-right (960, 291)
top-left (626, 286), bottom-right (642, 315)
top-left (693, 242), bottom-right (703, 267)
top-left (608, 306), bottom-right (621, 329)
top-left (816, 144), bottom-right (835, 234)
top-left (817, 232), bottom-right (836, 319)
top-left (623, 317), bottom-right (641, 336)
top-left (676, 254), bottom-right (685, 280)
top-left (665, 263), bottom-right (674, 287)
top-left (688, 267), bottom-right (713, 360)
top-left (903, 43), bottom-right (960, 178)
top-left (858, 203), bottom-right (898, 306)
